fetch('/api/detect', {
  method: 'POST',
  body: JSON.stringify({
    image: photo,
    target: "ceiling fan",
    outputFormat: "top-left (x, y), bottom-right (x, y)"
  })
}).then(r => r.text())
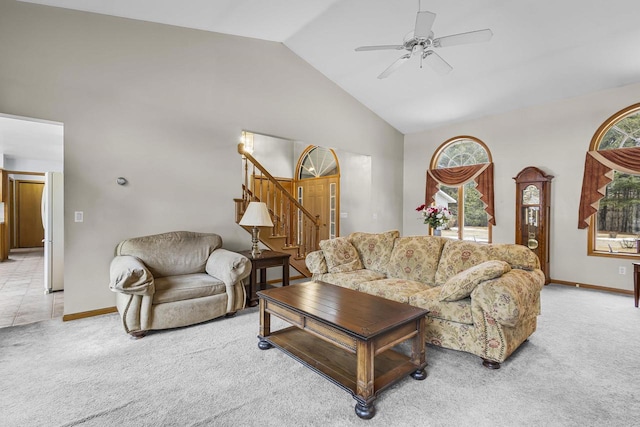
top-left (355, 9), bottom-right (493, 79)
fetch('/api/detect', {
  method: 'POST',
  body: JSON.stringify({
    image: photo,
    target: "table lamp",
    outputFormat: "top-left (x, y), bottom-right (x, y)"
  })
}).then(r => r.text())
top-left (239, 202), bottom-right (274, 258)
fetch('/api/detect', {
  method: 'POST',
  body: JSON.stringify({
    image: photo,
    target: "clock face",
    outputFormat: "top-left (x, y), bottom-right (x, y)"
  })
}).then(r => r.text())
top-left (522, 185), bottom-right (540, 205)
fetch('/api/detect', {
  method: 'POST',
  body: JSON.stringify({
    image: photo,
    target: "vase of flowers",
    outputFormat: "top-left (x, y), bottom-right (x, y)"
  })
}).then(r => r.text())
top-left (416, 204), bottom-right (452, 236)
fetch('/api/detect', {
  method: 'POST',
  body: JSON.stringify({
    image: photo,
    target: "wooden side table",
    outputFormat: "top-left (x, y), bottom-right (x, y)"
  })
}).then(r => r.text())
top-left (239, 250), bottom-right (291, 307)
top-left (633, 262), bottom-right (639, 308)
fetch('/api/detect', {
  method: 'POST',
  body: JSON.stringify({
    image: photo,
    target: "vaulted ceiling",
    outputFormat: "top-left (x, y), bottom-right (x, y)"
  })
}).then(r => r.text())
top-left (14, 0), bottom-right (640, 136)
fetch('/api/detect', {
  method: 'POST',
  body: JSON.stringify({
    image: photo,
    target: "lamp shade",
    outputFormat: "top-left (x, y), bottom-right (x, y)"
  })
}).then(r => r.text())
top-left (239, 202), bottom-right (274, 227)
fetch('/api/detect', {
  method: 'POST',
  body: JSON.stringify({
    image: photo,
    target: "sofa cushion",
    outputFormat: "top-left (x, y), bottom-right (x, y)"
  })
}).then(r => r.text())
top-left (358, 279), bottom-right (433, 304)
top-left (319, 237), bottom-right (363, 273)
top-left (315, 270), bottom-right (386, 290)
top-left (409, 287), bottom-right (474, 325)
top-left (386, 236), bottom-right (446, 285)
top-left (116, 231), bottom-right (223, 278)
top-left (439, 260), bottom-right (512, 302)
top-left (434, 240), bottom-right (491, 284)
top-left (486, 244), bottom-right (540, 270)
top-left (153, 273), bottom-right (226, 304)
top-left (348, 230), bottom-right (400, 273)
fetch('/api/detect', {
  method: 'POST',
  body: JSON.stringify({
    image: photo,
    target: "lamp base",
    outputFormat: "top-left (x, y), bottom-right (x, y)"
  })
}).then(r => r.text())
top-left (250, 226), bottom-right (262, 258)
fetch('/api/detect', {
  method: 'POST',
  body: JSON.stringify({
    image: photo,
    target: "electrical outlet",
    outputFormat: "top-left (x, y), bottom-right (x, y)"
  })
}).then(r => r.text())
top-left (74, 211), bottom-right (84, 223)
top-left (618, 266), bottom-right (626, 275)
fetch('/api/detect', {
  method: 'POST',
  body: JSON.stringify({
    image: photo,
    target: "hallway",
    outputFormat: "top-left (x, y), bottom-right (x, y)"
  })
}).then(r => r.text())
top-left (0, 248), bottom-right (63, 328)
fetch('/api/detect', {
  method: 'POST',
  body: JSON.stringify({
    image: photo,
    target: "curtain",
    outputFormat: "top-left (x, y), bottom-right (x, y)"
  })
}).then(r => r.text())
top-left (425, 162), bottom-right (496, 226)
top-left (577, 146), bottom-right (640, 229)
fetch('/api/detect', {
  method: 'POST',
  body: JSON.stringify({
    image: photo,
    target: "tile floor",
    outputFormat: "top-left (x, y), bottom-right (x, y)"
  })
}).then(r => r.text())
top-left (0, 247), bottom-right (63, 328)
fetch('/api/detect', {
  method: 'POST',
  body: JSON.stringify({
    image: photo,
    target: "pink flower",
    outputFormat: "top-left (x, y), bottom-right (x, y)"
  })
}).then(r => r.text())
top-left (416, 203), bottom-right (452, 228)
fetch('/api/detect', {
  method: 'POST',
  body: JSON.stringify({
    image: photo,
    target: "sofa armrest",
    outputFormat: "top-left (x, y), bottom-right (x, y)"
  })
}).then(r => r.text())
top-left (206, 249), bottom-right (251, 310)
top-left (305, 250), bottom-right (328, 274)
top-left (109, 255), bottom-right (155, 296)
top-left (470, 269), bottom-right (545, 327)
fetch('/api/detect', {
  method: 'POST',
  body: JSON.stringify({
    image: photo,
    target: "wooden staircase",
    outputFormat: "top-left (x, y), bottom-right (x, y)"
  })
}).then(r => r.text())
top-left (235, 143), bottom-right (320, 278)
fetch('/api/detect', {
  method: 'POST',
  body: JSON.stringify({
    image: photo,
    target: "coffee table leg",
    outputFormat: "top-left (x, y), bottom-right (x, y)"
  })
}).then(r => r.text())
top-left (258, 298), bottom-right (273, 350)
top-left (410, 316), bottom-right (427, 380)
top-left (354, 401), bottom-right (376, 420)
top-left (355, 340), bottom-right (376, 419)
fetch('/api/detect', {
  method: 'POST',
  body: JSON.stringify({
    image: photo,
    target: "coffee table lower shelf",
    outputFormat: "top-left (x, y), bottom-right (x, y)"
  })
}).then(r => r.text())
top-left (263, 326), bottom-right (419, 399)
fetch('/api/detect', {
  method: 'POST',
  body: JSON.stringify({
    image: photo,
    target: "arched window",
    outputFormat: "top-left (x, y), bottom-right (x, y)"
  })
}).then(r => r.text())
top-left (578, 103), bottom-right (640, 257)
top-left (427, 136), bottom-right (494, 242)
top-left (297, 146), bottom-right (339, 179)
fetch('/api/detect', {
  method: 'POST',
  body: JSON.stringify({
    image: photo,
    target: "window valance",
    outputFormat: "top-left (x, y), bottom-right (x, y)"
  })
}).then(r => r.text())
top-left (578, 146), bottom-right (640, 229)
top-left (425, 162), bottom-right (496, 225)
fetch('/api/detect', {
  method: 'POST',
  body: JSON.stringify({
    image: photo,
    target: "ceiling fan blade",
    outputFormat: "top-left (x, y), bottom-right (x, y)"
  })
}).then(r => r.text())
top-left (414, 11), bottom-right (436, 38)
top-left (424, 51), bottom-right (453, 75)
top-left (378, 54), bottom-right (411, 79)
top-left (434, 29), bottom-right (493, 48)
top-left (355, 45), bottom-right (404, 52)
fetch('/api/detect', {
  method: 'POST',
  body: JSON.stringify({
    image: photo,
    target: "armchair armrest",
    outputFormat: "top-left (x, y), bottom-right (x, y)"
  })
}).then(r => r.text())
top-left (206, 249), bottom-right (251, 285)
top-left (471, 269), bottom-right (545, 327)
top-left (305, 250), bottom-right (328, 274)
top-left (206, 249), bottom-right (251, 311)
top-left (109, 255), bottom-right (155, 296)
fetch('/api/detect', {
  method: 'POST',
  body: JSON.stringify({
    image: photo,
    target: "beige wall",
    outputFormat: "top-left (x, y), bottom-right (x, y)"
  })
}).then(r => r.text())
top-left (404, 81), bottom-right (640, 292)
top-left (0, 0), bottom-right (404, 314)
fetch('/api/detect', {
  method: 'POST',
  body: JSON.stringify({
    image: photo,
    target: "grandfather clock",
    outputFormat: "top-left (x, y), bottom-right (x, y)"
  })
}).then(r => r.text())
top-left (514, 167), bottom-right (553, 284)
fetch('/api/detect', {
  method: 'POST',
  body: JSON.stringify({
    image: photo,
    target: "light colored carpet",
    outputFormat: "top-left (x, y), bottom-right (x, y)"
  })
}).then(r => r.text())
top-left (1, 284), bottom-right (639, 426)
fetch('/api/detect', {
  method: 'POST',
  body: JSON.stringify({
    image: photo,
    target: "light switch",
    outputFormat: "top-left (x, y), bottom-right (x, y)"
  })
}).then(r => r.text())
top-left (74, 211), bottom-right (84, 222)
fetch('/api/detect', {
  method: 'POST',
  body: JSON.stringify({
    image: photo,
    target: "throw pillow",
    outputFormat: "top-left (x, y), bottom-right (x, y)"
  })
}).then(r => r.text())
top-left (319, 237), bottom-right (363, 273)
top-left (439, 260), bottom-right (511, 302)
top-left (347, 230), bottom-right (399, 273)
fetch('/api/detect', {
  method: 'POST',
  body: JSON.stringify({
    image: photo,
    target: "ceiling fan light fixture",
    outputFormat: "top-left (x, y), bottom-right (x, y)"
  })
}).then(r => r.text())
top-left (355, 8), bottom-right (492, 79)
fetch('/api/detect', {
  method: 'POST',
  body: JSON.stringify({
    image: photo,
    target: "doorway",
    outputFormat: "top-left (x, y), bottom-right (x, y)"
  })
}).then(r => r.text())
top-left (0, 114), bottom-right (64, 325)
top-left (296, 146), bottom-right (340, 241)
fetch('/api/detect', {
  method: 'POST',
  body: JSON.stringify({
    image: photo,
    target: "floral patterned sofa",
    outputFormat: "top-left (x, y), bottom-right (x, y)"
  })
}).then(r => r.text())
top-left (305, 230), bottom-right (545, 369)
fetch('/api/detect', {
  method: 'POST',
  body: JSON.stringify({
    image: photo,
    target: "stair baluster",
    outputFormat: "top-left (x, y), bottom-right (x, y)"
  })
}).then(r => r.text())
top-left (236, 143), bottom-right (320, 277)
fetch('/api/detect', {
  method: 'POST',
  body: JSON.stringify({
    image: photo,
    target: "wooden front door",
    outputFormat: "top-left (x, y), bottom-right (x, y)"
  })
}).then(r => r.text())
top-left (17, 181), bottom-right (44, 248)
top-left (299, 176), bottom-right (339, 242)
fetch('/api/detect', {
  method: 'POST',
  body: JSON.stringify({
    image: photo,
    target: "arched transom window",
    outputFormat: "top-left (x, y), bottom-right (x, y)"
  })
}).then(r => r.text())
top-left (435, 138), bottom-right (490, 168)
top-left (298, 146), bottom-right (338, 179)
top-left (428, 136), bottom-right (494, 243)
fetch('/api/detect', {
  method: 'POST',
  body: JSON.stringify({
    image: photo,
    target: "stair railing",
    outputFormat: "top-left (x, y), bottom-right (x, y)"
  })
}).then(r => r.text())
top-left (237, 143), bottom-right (320, 258)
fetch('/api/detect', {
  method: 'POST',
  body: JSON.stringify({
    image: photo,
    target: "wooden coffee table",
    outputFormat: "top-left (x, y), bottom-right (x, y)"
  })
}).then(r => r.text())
top-left (257, 280), bottom-right (428, 419)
